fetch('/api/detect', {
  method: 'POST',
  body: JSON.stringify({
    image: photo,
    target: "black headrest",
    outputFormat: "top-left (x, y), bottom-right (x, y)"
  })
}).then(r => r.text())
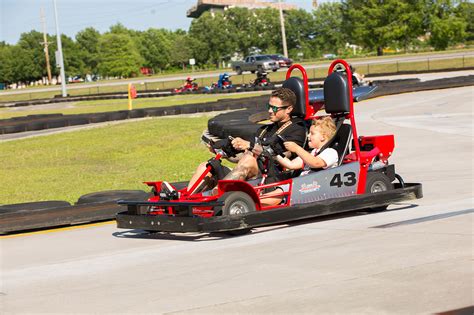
top-left (324, 72), bottom-right (350, 114)
top-left (282, 77), bottom-right (306, 118)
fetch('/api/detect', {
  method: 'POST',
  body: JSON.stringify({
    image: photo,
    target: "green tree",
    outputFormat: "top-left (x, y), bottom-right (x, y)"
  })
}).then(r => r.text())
top-left (342, 0), bottom-right (425, 55)
top-left (427, 0), bottom-right (467, 50)
top-left (285, 9), bottom-right (317, 57)
top-left (109, 22), bottom-right (131, 35)
top-left (456, 1), bottom-right (474, 41)
top-left (189, 11), bottom-right (237, 66)
top-left (169, 31), bottom-right (194, 70)
top-left (97, 32), bottom-right (143, 77)
top-left (252, 8), bottom-right (281, 53)
top-left (17, 31), bottom-right (46, 79)
top-left (138, 28), bottom-right (172, 71)
top-left (0, 43), bottom-right (15, 83)
top-left (312, 3), bottom-right (345, 56)
top-left (224, 7), bottom-right (256, 56)
top-left (76, 27), bottom-right (101, 74)
top-left (48, 34), bottom-right (85, 77)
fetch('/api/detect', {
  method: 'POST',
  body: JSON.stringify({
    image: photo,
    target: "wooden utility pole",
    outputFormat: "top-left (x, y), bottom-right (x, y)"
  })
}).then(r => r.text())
top-left (278, 0), bottom-right (288, 58)
top-left (40, 8), bottom-right (52, 84)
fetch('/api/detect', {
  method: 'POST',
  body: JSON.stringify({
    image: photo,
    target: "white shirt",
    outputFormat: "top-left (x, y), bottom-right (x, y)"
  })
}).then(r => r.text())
top-left (300, 147), bottom-right (338, 176)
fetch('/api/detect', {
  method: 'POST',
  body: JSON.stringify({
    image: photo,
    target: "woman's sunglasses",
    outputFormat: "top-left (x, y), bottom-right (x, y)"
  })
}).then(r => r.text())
top-left (267, 103), bottom-right (289, 113)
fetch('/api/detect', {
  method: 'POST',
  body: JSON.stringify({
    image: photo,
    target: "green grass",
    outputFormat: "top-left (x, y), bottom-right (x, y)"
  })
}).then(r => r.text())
top-left (0, 116), bottom-right (216, 205)
top-left (0, 91), bottom-right (269, 119)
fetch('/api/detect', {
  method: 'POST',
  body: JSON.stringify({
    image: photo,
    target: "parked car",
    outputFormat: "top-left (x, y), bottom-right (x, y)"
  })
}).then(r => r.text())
top-left (267, 54), bottom-right (293, 68)
top-left (323, 53), bottom-right (337, 60)
top-left (68, 75), bottom-right (84, 83)
top-left (232, 55), bottom-right (279, 74)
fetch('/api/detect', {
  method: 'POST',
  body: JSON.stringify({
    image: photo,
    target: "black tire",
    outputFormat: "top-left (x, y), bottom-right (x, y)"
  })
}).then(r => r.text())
top-left (0, 201), bottom-right (71, 215)
top-left (89, 113), bottom-right (109, 123)
top-left (216, 191), bottom-right (255, 236)
top-left (365, 172), bottom-right (393, 212)
top-left (236, 67), bottom-right (242, 75)
top-left (129, 109), bottom-right (146, 119)
top-left (218, 191), bottom-right (256, 216)
top-left (76, 190), bottom-right (150, 205)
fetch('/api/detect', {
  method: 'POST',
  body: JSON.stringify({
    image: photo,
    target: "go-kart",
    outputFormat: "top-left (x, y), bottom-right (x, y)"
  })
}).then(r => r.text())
top-left (116, 61), bottom-right (422, 235)
top-left (173, 77), bottom-right (199, 93)
top-left (204, 73), bottom-right (234, 93)
top-left (334, 64), bottom-right (372, 87)
top-left (242, 70), bottom-right (274, 90)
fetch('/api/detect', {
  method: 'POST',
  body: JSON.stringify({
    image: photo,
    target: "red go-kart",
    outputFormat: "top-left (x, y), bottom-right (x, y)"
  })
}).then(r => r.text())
top-left (117, 60), bottom-right (422, 235)
top-left (173, 77), bottom-right (199, 93)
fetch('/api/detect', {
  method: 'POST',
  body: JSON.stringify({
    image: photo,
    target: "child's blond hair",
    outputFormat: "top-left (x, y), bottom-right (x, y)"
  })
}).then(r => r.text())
top-left (312, 116), bottom-right (336, 140)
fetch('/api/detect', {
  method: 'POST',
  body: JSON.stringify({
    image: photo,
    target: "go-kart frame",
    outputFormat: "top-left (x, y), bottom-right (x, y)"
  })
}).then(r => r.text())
top-left (116, 60), bottom-right (423, 235)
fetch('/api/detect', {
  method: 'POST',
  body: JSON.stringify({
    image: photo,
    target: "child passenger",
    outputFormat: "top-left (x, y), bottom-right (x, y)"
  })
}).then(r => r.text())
top-left (261, 116), bottom-right (339, 206)
top-left (276, 116), bottom-right (338, 173)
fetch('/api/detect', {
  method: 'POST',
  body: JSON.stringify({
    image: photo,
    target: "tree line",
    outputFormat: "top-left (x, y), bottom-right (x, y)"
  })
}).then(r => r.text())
top-left (0, 0), bottom-right (472, 84)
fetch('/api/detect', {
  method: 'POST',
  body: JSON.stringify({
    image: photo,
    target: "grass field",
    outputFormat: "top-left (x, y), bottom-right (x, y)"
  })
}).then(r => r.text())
top-left (1, 52), bottom-right (472, 103)
top-left (0, 116), bottom-right (217, 205)
top-left (0, 91), bottom-right (269, 120)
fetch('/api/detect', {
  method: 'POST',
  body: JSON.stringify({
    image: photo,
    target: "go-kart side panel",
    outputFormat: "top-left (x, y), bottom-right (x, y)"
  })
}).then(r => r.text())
top-left (290, 162), bottom-right (360, 206)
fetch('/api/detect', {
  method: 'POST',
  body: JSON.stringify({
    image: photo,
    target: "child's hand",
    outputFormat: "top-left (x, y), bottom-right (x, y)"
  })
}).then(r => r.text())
top-left (284, 141), bottom-right (299, 152)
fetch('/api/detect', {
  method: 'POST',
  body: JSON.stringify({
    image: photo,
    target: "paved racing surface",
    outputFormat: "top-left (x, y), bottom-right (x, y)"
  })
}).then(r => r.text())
top-left (1, 86), bottom-right (473, 314)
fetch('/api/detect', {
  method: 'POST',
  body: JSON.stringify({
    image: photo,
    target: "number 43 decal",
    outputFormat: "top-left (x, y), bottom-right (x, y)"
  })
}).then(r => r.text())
top-left (330, 172), bottom-right (357, 187)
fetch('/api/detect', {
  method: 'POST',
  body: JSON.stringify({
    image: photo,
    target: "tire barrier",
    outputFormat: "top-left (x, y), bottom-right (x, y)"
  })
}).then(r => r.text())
top-left (0, 190), bottom-right (149, 234)
top-left (0, 95), bottom-right (269, 135)
top-left (76, 190), bottom-right (150, 205)
top-left (0, 201), bottom-right (71, 214)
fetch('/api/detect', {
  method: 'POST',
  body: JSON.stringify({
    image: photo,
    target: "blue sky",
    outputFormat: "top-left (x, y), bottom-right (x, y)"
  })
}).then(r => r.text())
top-left (0, 0), bottom-right (329, 45)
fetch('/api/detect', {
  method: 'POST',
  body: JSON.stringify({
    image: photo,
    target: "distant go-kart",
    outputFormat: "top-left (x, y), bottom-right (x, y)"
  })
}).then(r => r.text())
top-left (173, 77), bottom-right (199, 94)
top-left (116, 60), bottom-right (423, 236)
top-left (203, 73), bottom-right (234, 93)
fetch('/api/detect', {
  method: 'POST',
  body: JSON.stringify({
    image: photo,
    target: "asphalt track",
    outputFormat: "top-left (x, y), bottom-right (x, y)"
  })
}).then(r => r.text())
top-left (1, 86), bottom-right (473, 314)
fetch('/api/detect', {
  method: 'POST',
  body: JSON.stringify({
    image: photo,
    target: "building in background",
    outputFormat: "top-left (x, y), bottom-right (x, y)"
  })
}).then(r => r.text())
top-left (187, 0), bottom-right (297, 18)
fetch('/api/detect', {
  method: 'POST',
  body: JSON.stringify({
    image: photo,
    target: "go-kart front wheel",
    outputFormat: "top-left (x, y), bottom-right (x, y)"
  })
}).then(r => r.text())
top-left (365, 172), bottom-right (393, 212)
top-left (366, 172), bottom-right (393, 193)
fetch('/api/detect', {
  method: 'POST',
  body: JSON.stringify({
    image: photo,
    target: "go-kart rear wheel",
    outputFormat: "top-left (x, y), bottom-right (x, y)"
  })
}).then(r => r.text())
top-left (365, 172), bottom-right (393, 212)
top-left (217, 191), bottom-right (256, 236)
top-left (219, 191), bottom-right (256, 216)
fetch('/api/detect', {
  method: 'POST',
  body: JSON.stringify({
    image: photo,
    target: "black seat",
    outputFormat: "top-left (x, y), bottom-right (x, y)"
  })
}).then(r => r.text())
top-left (328, 123), bottom-right (352, 166)
top-left (320, 72), bottom-right (353, 165)
top-left (282, 77), bottom-right (306, 118)
top-left (323, 72), bottom-right (350, 114)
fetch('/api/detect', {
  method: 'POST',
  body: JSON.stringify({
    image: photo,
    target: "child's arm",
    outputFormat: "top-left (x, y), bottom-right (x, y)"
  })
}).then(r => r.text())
top-left (284, 142), bottom-right (328, 169)
top-left (275, 155), bottom-right (303, 170)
